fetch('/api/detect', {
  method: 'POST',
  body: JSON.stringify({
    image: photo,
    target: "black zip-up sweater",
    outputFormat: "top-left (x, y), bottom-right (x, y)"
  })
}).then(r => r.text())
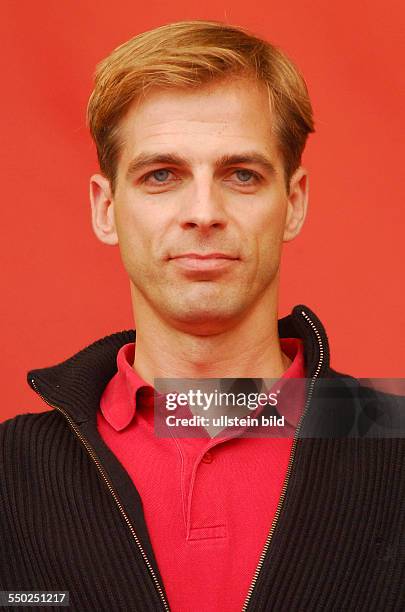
top-left (1, 305), bottom-right (404, 611)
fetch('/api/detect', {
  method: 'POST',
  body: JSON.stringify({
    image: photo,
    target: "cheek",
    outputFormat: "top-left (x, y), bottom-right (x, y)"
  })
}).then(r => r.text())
top-left (114, 198), bottom-right (170, 265)
top-left (251, 202), bottom-right (287, 250)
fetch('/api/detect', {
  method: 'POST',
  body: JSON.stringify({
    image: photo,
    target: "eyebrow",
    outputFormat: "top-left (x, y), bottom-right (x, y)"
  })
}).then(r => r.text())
top-left (125, 151), bottom-right (276, 179)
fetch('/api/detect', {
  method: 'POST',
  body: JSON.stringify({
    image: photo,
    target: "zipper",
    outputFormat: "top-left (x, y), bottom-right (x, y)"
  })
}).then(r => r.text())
top-left (30, 378), bottom-right (170, 612)
top-left (241, 309), bottom-right (324, 611)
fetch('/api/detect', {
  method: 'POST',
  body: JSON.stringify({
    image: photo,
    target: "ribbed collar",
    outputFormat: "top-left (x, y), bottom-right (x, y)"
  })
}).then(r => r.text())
top-left (27, 304), bottom-right (331, 425)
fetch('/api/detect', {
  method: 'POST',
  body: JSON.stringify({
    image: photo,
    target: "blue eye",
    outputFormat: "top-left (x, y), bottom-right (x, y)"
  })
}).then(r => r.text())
top-left (152, 169), bottom-right (170, 182)
top-left (235, 169), bottom-right (254, 182)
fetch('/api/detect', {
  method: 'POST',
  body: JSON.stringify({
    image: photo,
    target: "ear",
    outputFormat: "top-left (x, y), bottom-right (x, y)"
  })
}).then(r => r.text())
top-left (283, 167), bottom-right (309, 242)
top-left (89, 174), bottom-right (118, 246)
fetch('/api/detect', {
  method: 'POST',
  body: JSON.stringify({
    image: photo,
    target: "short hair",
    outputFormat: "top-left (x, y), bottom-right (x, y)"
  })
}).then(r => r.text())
top-left (87, 20), bottom-right (314, 193)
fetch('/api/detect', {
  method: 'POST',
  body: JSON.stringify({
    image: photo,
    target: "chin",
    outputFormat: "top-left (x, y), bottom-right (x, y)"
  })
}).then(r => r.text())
top-left (164, 301), bottom-right (244, 334)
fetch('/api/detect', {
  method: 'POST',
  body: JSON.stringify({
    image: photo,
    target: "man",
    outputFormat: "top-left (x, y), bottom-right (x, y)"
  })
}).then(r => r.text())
top-left (1, 20), bottom-right (404, 612)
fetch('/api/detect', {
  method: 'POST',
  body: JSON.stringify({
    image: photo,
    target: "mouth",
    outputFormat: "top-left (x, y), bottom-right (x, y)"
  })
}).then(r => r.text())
top-left (169, 253), bottom-right (239, 273)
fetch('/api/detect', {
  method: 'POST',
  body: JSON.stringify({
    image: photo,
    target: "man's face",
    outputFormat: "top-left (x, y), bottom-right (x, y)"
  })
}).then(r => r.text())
top-left (91, 78), bottom-right (308, 333)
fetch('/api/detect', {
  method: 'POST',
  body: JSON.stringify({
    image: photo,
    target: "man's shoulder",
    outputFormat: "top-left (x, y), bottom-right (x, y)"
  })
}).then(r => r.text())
top-left (0, 409), bottom-right (56, 429)
top-left (327, 368), bottom-right (405, 438)
top-left (328, 368), bottom-right (405, 402)
top-left (0, 410), bottom-right (60, 461)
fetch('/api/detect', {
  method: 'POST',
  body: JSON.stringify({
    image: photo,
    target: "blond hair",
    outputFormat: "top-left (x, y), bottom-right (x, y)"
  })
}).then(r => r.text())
top-left (87, 20), bottom-right (314, 192)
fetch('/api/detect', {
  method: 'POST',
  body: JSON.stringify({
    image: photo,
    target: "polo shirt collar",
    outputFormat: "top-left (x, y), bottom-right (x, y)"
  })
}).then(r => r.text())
top-left (100, 337), bottom-right (305, 432)
top-left (100, 343), bottom-right (153, 431)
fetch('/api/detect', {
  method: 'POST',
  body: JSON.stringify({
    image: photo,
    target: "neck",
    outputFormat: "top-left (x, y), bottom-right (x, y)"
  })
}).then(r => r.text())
top-left (131, 286), bottom-right (292, 385)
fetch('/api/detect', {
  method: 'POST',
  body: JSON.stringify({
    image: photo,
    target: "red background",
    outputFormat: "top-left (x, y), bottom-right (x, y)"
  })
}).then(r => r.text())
top-left (2, 0), bottom-right (405, 421)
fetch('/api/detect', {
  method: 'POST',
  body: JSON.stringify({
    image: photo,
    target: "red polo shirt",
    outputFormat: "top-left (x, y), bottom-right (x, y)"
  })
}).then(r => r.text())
top-left (97, 338), bottom-right (306, 611)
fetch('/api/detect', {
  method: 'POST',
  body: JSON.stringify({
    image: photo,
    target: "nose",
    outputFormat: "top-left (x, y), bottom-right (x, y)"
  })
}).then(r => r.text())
top-left (178, 176), bottom-right (227, 232)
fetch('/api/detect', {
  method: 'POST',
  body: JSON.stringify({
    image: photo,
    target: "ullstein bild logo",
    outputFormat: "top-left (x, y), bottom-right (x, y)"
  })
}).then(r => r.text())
top-left (166, 412), bottom-right (284, 429)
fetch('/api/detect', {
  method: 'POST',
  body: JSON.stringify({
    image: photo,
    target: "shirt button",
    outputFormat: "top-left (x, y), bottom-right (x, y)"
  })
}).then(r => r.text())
top-left (202, 451), bottom-right (213, 464)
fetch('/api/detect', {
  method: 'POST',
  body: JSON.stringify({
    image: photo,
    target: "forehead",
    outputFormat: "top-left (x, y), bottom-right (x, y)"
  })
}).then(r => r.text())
top-left (118, 78), bottom-right (279, 164)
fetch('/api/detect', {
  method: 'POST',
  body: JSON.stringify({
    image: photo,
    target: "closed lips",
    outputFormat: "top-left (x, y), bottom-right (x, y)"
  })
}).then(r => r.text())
top-left (171, 253), bottom-right (237, 259)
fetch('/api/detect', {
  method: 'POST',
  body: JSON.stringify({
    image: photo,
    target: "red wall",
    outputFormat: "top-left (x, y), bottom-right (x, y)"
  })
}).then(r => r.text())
top-left (2, 0), bottom-right (405, 421)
